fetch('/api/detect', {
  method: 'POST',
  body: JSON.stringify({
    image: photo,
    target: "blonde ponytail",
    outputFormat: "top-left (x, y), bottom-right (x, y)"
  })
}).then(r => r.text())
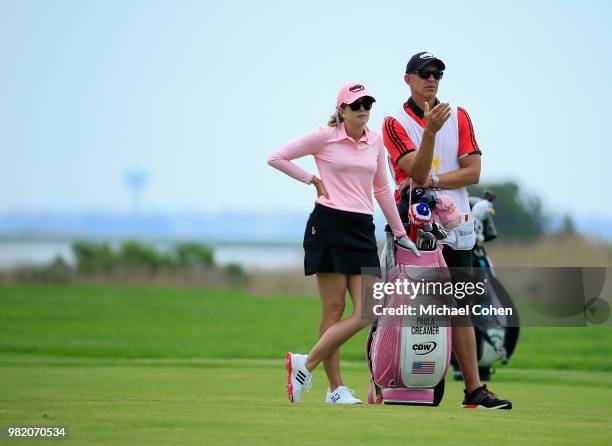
top-left (327, 108), bottom-right (344, 127)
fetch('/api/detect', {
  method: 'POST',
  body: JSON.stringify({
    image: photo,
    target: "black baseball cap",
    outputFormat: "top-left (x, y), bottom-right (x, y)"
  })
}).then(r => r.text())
top-left (405, 52), bottom-right (446, 74)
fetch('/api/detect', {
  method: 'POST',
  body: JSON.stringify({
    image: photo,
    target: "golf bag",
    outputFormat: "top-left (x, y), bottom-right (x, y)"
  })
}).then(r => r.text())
top-left (365, 227), bottom-right (452, 406)
top-left (451, 193), bottom-right (520, 381)
top-left (471, 242), bottom-right (520, 378)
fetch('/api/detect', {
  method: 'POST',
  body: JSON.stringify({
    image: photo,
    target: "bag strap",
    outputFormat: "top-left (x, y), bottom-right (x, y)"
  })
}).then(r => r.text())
top-left (408, 178), bottom-right (414, 224)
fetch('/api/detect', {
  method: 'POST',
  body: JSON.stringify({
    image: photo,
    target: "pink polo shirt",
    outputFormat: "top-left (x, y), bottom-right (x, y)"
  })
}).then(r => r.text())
top-left (267, 123), bottom-right (406, 238)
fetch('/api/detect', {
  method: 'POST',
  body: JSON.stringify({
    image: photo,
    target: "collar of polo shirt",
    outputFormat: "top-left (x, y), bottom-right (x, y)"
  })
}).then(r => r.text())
top-left (405, 97), bottom-right (441, 120)
top-left (329, 122), bottom-right (374, 145)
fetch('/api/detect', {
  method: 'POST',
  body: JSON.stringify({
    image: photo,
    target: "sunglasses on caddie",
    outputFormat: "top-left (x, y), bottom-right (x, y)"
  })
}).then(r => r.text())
top-left (347, 99), bottom-right (374, 111)
top-left (410, 70), bottom-right (444, 80)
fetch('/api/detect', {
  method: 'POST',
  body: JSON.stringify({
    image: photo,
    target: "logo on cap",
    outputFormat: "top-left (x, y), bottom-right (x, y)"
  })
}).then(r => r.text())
top-left (349, 84), bottom-right (364, 93)
top-left (420, 53), bottom-right (435, 59)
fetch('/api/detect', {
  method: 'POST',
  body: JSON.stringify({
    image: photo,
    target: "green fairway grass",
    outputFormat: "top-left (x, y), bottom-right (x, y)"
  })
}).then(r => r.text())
top-left (2, 286), bottom-right (611, 370)
top-left (1, 285), bottom-right (611, 445)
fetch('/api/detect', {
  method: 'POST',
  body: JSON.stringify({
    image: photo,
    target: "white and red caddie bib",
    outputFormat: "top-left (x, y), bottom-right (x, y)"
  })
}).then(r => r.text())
top-left (392, 106), bottom-right (476, 250)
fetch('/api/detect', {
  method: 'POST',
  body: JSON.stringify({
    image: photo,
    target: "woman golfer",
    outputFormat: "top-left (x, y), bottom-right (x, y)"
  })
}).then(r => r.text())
top-left (268, 82), bottom-right (416, 404)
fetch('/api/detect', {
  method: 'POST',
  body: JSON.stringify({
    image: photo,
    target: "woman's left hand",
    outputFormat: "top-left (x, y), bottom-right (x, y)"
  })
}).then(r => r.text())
top-left (396, 236), bottom-right (421, 257)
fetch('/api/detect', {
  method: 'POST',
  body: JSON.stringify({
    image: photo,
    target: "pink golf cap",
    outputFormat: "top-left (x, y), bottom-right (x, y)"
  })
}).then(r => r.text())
top-left (336, 82), bottom-right (376, 108)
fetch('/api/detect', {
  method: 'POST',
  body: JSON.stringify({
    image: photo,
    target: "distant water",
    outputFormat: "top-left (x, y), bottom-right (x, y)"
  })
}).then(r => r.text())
top-left (214, 245), bottom-right (303, 270)
top-left (0, 241), bottom-right (304, 271)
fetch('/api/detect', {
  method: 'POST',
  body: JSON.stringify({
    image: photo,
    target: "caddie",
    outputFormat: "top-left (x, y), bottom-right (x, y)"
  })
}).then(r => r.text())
top-left (382, 51), bottom-right (512, 409)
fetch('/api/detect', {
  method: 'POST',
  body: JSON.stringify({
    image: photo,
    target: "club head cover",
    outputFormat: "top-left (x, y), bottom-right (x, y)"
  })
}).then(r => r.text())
top-left (433, 195), bottom-right (461, 230)
top-left (420, 193), bottom-right (437, 211)
top-left (409, 186), bottom-right (427, 204)
top-left (409, 202), bottom-right (433, 226)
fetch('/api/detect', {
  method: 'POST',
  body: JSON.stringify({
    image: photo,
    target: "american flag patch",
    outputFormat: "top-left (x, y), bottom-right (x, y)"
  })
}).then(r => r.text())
top-left (412, 361), bottom-right (435, 374)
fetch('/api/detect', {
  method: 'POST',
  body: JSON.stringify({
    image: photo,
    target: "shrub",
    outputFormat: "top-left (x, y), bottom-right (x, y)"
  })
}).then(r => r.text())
top-left (174, 242), bottom-right (215, 270)
top-left (222, 262), bottom-right (247, 287)
top-left (72, 241), bottom-right (116, 274)
top-left (14, 255), bottom-right (73, 284)
top-left (116, 241), bottom-right (175, 274)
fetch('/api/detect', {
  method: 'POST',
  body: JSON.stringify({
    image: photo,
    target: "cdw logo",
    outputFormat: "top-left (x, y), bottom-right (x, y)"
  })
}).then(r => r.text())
top-left (412, 342), bottom-right (437, 355)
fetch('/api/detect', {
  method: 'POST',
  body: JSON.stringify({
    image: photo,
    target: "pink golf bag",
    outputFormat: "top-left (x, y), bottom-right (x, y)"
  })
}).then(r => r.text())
top-left (365, 229), bottom-right (453, 406)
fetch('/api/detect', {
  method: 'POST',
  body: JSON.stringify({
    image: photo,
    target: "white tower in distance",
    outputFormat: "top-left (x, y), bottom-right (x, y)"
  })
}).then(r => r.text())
top-left (124, 169), bottom-right (149, 215)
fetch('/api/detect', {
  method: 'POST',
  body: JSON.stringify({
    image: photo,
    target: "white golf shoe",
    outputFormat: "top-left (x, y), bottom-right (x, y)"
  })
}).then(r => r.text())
top-left (325, 386), bottom-right (362, 404)
top-left (286, 352), bottom-right (312, 403)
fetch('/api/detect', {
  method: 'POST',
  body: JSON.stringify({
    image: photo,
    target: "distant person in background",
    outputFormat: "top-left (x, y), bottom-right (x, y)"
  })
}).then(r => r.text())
top-left (268, 82), bottom-right (417, 404)
top-left (382, 51), bottom-right (512, 409)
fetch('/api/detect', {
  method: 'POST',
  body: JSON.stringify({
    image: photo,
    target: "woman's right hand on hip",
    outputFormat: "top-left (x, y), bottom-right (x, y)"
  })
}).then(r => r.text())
top-left (311, 176), bottom-right (329, 199)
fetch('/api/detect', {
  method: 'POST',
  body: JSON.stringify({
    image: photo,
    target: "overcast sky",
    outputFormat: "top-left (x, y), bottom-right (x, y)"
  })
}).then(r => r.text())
top-left (1, 0), bottom-right (611, 219)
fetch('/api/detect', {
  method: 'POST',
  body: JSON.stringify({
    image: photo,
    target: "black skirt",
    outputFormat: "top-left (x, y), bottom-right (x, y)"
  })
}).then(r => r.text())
top-left (303, 204), bottom-right (380, 276)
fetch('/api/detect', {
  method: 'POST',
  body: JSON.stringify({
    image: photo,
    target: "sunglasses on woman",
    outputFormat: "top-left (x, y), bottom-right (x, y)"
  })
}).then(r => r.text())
top-left (410, 70), bottom-right (444, 80)
top-left (347, 99), bottom-right (374, 111)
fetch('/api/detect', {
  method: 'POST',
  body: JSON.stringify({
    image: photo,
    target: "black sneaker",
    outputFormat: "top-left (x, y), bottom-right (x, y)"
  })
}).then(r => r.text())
top-left (462, 384), bottom-right (512, 409)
